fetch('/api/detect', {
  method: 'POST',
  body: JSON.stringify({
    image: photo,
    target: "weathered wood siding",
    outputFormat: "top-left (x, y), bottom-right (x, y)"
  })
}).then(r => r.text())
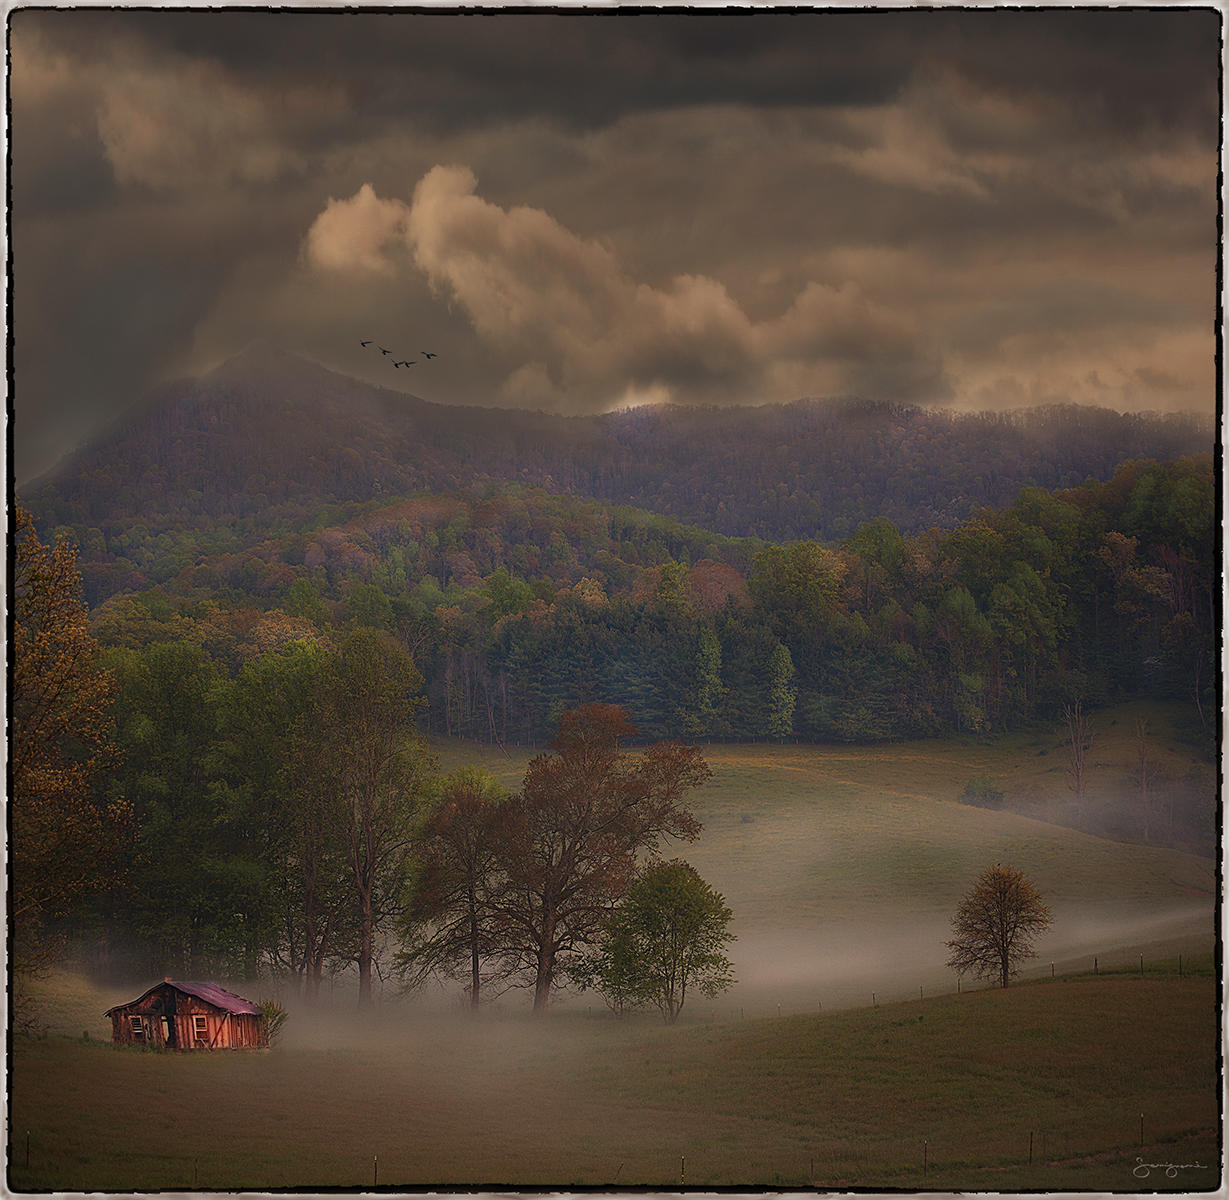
top-left (108, 983), bottom-right (267, 1050)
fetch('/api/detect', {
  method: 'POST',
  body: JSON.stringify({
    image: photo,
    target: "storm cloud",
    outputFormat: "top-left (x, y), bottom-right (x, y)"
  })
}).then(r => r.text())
top-left (9, 6), bottom-right (1219, 483)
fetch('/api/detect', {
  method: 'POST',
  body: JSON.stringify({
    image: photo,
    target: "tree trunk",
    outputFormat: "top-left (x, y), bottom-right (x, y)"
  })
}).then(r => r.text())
top-left (533, 964), bottom-right (553, 1014)
top-left (468, 889), bottom-right (480, 1012)
top-left (532, 906), bottom-right (557, 1014)
top-left (358, 890), bottom-right (374, 1008)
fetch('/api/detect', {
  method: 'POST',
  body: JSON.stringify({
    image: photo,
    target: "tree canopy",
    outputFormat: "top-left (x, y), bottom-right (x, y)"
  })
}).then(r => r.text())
top-left (493, 704), bottom-right (710, 1013)
top-left (945, 864), bottom-right (1053, 988)
top-left (578, 858), bottom-right (735, 1023)
top-left (11, 507), bottom-right (128, 973)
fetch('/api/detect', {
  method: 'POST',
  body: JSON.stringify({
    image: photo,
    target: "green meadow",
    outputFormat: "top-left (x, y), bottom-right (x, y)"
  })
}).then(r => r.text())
top-left (10, 707), bottom-right (1219, 1192)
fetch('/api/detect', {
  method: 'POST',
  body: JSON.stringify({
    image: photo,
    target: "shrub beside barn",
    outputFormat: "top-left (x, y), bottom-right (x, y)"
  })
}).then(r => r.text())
top-left (106, 980), bottom-right (267, 1050)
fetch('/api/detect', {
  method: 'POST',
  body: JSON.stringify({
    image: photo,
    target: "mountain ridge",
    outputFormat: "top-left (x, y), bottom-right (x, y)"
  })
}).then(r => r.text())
top-left (27, 346), bottom-right (1215, 546)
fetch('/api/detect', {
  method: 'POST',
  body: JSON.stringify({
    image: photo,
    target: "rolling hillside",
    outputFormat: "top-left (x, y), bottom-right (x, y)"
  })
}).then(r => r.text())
top-left (439, 720), bottom-right (1216, 1015)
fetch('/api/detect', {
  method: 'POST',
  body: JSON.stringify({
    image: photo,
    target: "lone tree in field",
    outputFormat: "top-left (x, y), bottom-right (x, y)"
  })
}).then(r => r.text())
top-left (579, 858), bottom-right (735, 1024)
top-left (945, 864), bottom-right (1053, 989)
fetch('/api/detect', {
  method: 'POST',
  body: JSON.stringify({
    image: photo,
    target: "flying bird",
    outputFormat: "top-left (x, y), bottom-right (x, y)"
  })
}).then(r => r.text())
top-left (395, 360), bottom-right (415, 368)
top-left (360, 340), bottom-right (373, 347)
top-left (379, 347), bottom-right (392, 355)
top-left (421, 351), bottom-right (437, 359)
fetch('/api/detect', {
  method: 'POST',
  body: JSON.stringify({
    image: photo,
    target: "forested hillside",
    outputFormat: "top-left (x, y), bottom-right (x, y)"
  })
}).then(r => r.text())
top-left (60, 457), bottom-right (1215, 752)
top-left (29, 345), bottom-right (1211, 551)
top-left (25, 345), bottom-right (1216, 751)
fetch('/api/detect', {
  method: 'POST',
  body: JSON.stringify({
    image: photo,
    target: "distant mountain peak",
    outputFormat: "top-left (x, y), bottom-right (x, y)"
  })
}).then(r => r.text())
top-left (203, 340), bottom-right (327, 384)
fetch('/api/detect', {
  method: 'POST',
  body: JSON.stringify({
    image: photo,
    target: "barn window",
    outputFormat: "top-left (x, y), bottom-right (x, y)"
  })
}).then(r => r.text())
top-left (192, 1015), bottom-right (209, 1046)
top-left (129, 1015), bottom-right (147, 1042)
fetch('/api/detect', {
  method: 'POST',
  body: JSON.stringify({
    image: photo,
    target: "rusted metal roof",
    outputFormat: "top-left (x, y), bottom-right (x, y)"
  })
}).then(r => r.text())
top-left (105, 980), bottom-right (263, 1017)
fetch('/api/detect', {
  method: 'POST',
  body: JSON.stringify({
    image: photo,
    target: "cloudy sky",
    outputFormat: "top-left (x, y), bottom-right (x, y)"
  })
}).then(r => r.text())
top-left (9, 5), bottom-right (1220, 484)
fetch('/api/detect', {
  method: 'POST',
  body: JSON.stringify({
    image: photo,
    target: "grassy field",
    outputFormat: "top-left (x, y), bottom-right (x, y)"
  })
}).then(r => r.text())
top-left (9, 709), bottom-right (1219, 1192)
top-left (439, 704), bottom-right (1216, 1016)
top-left (8, 968), bottom-right (1220, 1192)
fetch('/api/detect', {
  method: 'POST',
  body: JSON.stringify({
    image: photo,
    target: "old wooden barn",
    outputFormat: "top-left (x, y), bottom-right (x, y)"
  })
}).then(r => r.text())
top-left (106, 980), bottom-right (267, 1050)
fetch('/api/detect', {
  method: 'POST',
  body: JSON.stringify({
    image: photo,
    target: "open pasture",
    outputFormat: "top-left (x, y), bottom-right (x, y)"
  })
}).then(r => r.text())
top-left (442, 708), bottom-right (1216, 1016)
top-left (8, 969), bottom-right (1220, 1192)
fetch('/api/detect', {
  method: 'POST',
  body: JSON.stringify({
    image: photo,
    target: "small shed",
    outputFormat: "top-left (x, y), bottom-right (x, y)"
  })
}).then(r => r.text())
top-left (105, 979), bottom-right (267, 1050)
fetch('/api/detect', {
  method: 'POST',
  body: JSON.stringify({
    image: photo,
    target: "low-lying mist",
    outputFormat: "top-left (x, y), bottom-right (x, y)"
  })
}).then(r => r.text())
top-left (253, 890), bottom-right (1211, 1050)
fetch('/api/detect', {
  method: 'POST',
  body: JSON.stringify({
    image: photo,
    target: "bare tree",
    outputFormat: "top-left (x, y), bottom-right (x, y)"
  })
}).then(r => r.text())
top-left (1135, 717), bottom-right (1152, 843)
top-left (1063, 700), bottom-right (1092, 818)
top-left (945, 864), bottom-right (1053, 989)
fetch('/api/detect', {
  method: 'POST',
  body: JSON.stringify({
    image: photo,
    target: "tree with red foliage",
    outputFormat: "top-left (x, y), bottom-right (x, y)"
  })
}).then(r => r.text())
top-left (495, 704), bottom-right (710, 1014)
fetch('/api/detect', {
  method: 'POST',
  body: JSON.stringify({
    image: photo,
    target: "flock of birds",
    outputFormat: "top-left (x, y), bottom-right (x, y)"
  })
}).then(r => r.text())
top-left (360, 339), bottom-right (439, 370)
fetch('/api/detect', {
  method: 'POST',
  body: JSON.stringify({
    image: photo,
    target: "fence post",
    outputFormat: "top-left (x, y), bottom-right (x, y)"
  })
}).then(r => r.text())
top-left (923, 1140), bottom-right (928, 1177)
top-left (26, 1131), bottom-right (30, 1169)
top-left (680, 1155), bottom-right (685, 1186)
top-left (1140, 1113), bottom-right (1144, 1147)
top-left (1094, 957), bottom-right (1098, 975)
top-left (373, 1155), bottom-right (378, 1187)
top-left (1029, 1131), bottom-right (1033, 1165)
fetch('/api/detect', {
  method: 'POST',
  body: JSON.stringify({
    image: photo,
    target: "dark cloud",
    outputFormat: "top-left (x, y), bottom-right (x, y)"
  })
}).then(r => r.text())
top-left (8, 6), bottom-right (1218, 484)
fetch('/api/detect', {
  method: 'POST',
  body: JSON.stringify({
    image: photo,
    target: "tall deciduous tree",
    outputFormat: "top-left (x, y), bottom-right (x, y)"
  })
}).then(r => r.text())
top-left (1063, 699), bottom-right (1092, 817)
top-left (945, 864), bottom-right (1053, 989)
top-left (12, 507), bottom-right (127, 972)
top-left (579, 858), bottom-right (735, 1024)
top-left (396, 767), bottom-right (512, 1010)
top-left (496, 704), bottom-right (710, 1014)
top-left (330, 629), bottom-right (436, 1007)
top-left (103, 640), bottom-right (234, 975)
top-left (222, 639), bottom-right (355, 996)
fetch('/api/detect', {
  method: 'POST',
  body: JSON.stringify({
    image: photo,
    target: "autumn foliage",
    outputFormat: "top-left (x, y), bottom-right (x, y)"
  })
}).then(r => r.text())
top-left (945, 864), bottom-right (1053, 989)
top-left (11, 507), bottom-right (129, 971)
top-left (496, 704), bottom-right (710, 1012)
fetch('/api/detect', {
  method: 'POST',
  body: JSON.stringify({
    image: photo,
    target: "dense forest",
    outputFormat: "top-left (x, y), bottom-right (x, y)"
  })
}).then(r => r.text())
top-left (44, 456), bottom-right (1216, 749)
